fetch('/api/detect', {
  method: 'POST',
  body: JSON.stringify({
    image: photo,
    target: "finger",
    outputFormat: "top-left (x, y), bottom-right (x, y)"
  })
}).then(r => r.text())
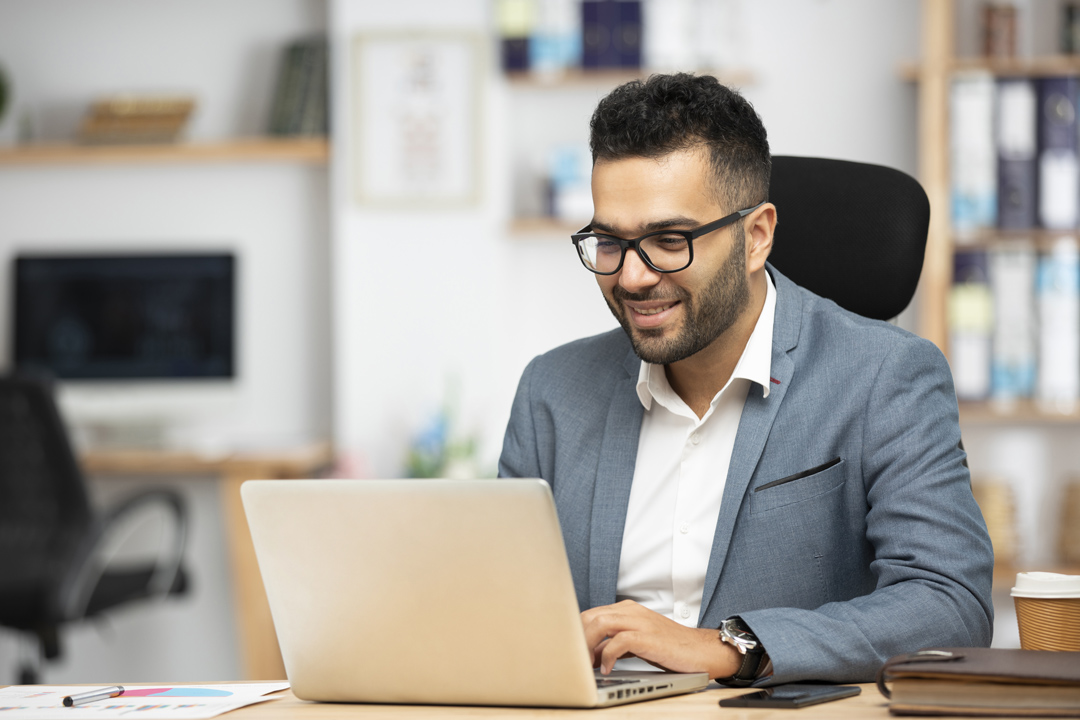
top-left (591, 637), bottom-right (610, 668)
top-left (581, 610), bottom-right (631, 651)
top-left (599, 631), bottom-right (643, 675)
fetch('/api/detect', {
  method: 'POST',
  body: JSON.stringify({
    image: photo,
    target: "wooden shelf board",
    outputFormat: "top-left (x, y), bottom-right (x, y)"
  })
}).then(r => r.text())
top-left (509, 217), bottom-right (584, 235)
top-left (82, 441), bottom-right (334, 477)
top-left (0, 137), bottom-right (330, 166)
top-left (903, 54), bottom-right (1080, 80)
top-left (953, 229), bottom-right (1080, 251)
top-left (506, 67), bottom-right (755, 89)
top-left (959, 400), bottom-right (1080, 425)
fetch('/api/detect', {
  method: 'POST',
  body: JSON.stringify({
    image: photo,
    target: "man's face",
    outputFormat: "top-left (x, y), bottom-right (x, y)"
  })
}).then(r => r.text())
top-left (590, 149), bottom-right (751, 365)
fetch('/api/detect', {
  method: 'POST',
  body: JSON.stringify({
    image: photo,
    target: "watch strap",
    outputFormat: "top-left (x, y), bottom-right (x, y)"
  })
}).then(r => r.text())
top-left (717, 617), bottom-right (767, 687)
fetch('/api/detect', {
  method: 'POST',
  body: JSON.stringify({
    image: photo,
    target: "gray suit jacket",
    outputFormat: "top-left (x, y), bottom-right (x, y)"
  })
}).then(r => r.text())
top-left (499, 264), bottom-right (994, 684)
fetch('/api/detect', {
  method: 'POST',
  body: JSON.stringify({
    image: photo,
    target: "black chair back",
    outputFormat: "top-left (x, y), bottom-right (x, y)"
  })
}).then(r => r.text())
top-left (767, 156), bottom-right (930, 321)
top-left (0, 376), bottom-right (92, 624)
top-left (0, 374), bottom-right (189, 683)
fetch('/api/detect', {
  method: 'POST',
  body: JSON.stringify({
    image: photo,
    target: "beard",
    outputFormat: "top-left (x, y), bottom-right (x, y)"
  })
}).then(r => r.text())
top-left (604, 232), bottom-right (751, 365)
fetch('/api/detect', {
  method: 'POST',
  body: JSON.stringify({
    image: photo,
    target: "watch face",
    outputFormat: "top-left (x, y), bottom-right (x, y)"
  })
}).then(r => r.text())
top-left (722, 619), bottom-right (759, 652)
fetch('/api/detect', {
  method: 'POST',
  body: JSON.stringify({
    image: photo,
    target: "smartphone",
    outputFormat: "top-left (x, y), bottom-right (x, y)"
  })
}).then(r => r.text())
top-left (718, 684), bottom-right (861, 708)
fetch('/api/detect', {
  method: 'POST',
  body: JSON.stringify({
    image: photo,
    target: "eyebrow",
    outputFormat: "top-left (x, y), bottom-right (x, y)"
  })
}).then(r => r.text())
top-left (589, 216), bottom-right (700, 237)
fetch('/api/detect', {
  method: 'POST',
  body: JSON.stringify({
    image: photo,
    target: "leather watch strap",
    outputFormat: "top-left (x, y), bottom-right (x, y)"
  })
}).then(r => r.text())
top-left (717, 616), bottom-right (766, 687)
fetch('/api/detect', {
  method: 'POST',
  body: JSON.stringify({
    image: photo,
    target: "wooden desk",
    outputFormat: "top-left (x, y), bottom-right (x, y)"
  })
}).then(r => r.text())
top-left (192, 683), bottom-right (899, 718)
top-left (81, 442), bottom-right (333, 682)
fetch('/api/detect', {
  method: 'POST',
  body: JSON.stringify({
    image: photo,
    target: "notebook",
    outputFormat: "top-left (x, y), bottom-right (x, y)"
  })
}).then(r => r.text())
top-left (241, 478), bottom-right (709, 707)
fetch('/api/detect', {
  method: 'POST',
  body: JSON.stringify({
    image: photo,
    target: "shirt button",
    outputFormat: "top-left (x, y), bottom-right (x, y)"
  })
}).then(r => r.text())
top-left (690, 433), bottom-right (701, 445)
top-left (681, 606), bottom-right (692, 619)
top-left (679, 523), bottom-right (690, 534)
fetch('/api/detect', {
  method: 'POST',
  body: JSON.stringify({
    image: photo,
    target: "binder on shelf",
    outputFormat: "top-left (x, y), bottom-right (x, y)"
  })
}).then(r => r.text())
top-left (530, 0), bottom-right (580, 75)
top-left (996, 78), bottom-right (1037, 229)
top-left (949, 251), bottom-right (993, 401)
top-left (1037, 76), bottom-right (1080, 229)
top-left (642, 0), bottom-right (696, 71)
top-left (498, 0), bottom-right (537, 71)
top-left (950, 74), bottom-right (997, 240)
top-left (1036, 237), bottom-right (1080, 414)
top-left (612, 0), bottom-right (642, 68)
top-left (582, 0), bottom-right (641, 69)
top-left (990, 244), bottom-right (1037, 402)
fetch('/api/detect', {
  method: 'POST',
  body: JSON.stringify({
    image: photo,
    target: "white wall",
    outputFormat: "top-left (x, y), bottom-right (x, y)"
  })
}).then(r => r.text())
top-left (330, 0), bottom-right (921, 478)
top-left (0, 0), bottom-right (329, 683)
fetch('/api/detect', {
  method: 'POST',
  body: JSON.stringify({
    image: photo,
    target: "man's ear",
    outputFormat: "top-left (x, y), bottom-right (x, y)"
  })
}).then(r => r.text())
top-left (745, 203), bottom-right (777, 273)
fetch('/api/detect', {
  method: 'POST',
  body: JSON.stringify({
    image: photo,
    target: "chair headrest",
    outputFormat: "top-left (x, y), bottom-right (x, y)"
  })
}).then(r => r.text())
top-left (767, 155), bottom-right (930, 321)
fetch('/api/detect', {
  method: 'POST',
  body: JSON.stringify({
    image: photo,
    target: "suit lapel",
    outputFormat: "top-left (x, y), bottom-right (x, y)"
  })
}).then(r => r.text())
top-left (699, 266), bottom-right (802, 623)
top-left (588, 347), bottom-right (644, 609)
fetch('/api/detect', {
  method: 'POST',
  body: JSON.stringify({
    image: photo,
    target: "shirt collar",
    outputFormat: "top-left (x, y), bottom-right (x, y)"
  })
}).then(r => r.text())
top-left (635, 271), bottom-right (777, 410)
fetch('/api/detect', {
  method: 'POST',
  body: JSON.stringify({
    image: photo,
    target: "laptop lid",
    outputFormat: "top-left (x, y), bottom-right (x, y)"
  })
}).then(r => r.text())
top-left (242, 478), bottom-right (606, 707)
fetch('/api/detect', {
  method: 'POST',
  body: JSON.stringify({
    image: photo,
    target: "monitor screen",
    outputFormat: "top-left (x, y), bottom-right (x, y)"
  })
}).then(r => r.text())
top-left (13, 253), bottom-right (235, 380)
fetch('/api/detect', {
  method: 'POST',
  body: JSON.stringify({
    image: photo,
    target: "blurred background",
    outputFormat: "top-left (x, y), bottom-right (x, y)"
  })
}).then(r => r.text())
top-left (0, 0), bottom-right (1077, 686)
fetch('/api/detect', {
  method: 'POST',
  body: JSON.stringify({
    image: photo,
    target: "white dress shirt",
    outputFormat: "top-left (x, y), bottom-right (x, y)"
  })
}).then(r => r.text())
top-left (614, 273), bottom-right (776, 671)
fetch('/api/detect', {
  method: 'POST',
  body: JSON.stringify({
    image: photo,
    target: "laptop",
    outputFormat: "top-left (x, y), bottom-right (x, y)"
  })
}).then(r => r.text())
top-left (241, 478), bottom-right (710, 707)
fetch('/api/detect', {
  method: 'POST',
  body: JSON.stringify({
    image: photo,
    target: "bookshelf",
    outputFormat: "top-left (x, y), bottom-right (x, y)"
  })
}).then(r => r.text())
top-left (0, 137), bottom-right (329, 166)
top-left (504, 68), bottom-right (754, 235)
top-left (903, 54), bottom-right (1080, 80)
top-left (913, 0), bottom-right (1080, 425)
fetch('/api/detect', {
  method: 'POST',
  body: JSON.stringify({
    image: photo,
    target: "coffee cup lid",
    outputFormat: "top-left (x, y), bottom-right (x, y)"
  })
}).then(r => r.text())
top-left (1011, 571), bottom-right (1080, 598)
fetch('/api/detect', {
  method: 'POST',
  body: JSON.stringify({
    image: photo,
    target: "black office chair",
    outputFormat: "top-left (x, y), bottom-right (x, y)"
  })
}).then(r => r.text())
top-left (0, 374), bottom-right (190, 684)
top-left (767, 155), bottom-right (931, 321)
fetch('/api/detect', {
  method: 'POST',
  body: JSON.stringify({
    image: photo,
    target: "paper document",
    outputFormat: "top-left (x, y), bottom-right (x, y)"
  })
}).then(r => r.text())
top-left (0, 683), bottom-right (289, 719)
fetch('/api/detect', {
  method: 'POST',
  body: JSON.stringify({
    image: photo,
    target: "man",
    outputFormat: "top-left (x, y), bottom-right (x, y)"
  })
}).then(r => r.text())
top-left (498, 74), bottom-right (994, 686)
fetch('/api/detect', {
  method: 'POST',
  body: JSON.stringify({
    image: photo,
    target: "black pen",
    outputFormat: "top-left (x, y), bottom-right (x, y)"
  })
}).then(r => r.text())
top-left (62, 686), bottom-right (125, 707)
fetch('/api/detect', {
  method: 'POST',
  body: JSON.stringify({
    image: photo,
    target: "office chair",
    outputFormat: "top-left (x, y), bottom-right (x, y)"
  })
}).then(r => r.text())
top-left (0, 374), bottom-right (190, 684)
top-left (767, 155), bottom-right (930, 321)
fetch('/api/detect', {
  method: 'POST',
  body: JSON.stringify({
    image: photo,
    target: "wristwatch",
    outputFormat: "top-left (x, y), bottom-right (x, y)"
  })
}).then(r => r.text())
top-left (717, 616), bottom-right (767, 686)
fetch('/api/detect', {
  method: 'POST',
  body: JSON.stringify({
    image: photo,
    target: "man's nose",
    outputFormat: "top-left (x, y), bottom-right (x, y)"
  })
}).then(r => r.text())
top-left (618, 247), bottom-right (662, 294)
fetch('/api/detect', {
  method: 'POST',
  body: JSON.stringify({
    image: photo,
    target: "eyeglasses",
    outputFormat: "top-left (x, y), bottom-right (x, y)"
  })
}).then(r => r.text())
top-left (571, 202), bottom-right (765, 275)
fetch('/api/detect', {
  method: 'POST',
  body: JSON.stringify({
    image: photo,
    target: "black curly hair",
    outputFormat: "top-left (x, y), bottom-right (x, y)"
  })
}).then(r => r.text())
top-left (589, 73), bottom-right (770, 211)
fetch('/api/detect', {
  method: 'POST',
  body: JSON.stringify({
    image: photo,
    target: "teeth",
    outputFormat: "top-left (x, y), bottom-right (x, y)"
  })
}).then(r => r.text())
top-left (635, 304), bottom-right (673, 316)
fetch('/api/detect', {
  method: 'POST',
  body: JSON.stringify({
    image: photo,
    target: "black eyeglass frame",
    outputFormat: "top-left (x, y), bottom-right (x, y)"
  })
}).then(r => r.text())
top-left (571, 201), bottom-right (766, 275)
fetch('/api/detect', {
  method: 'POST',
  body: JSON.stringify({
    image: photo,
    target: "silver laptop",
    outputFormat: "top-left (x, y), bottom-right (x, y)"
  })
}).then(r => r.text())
top-left (241, 478), bottom-right (709, 707)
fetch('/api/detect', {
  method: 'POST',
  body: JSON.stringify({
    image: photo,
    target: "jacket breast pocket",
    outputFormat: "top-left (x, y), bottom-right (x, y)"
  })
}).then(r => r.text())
top-left (750, 457), bottom-right (845, 514)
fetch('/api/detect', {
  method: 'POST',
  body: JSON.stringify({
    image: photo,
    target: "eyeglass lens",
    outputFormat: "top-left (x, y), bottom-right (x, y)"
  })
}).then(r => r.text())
top-left (578, 233), bottom-right (690, 273)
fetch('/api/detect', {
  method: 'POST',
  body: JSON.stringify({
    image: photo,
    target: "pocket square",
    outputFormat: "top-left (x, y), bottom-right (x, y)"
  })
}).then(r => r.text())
top-left (755, 456), bottom-right (842, 492)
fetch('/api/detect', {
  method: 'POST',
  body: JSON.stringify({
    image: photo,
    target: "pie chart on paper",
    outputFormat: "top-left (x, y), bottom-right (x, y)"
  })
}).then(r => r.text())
top-left (122, 688), bottom-right (234, 698)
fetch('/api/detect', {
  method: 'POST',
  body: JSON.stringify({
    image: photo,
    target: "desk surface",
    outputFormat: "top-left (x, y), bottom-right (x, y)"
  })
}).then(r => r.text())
top-left (199, 683), bottom-right (892, 719)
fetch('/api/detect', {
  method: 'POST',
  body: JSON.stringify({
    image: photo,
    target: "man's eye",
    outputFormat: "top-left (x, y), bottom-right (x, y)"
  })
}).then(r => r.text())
top-left (654, 236), bottom-right (688, 249)
top-left (595, 239), bottom-right (621, 254)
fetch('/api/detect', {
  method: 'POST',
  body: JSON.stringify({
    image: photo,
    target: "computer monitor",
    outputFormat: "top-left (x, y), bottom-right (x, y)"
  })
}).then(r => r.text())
top-left (13, 253), bottom-right (235, 381)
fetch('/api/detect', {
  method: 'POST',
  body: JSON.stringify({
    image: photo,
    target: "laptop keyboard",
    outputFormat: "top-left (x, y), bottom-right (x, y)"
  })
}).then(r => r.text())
top-left (596, 678), bottom-right (637, 688)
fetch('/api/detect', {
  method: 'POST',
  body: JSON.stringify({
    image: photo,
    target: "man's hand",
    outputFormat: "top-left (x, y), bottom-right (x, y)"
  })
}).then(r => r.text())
top-left (581, 600), bottom-right (742, 678)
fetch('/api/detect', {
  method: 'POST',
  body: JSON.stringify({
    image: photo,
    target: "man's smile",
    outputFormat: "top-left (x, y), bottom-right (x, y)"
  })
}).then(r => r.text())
top-left (622, 299), bottom-right (682, 329)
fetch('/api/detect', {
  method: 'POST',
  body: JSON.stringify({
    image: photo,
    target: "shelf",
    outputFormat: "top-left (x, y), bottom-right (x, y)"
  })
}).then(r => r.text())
top-left (959, 400), bottom-right (1080, 425)
top-left (505, 67), bottom-right (755, 89)
top-left (902, 54), bottom-right (1080, 80)
top-left (0, 137), bottom-right (330, 166)
top-left (509, 217), bottom-right (583, 235)
top-left (953, 229), bottom-right (1080, 252)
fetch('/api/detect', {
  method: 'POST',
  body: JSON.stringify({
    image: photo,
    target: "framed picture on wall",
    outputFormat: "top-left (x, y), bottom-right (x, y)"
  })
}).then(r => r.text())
top-left (352, 31), bottom-right (484, 209)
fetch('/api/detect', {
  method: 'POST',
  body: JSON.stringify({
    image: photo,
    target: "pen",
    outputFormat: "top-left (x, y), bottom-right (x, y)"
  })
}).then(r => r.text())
top-left (62, 686), bottom-right (125, 707)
